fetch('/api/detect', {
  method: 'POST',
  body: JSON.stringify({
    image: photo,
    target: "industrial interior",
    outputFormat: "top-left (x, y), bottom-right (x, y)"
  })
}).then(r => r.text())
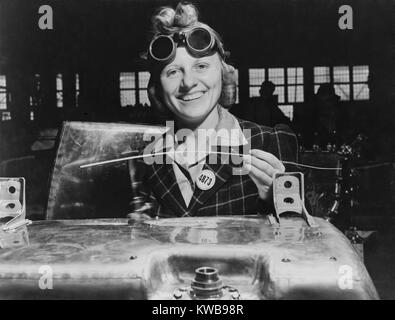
top-left (0, 0), bottom-right (394, 299)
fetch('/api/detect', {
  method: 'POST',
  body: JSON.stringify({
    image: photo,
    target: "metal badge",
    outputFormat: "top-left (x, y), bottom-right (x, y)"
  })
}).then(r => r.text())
top-left (196, 169), bottom-right (216, 191)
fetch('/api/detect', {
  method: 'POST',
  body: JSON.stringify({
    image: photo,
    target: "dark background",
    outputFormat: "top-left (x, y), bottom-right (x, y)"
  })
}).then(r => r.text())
top-left (0, 0), bottom-right (395, 298)
top-left (0, 0), bottom-right (394, 157)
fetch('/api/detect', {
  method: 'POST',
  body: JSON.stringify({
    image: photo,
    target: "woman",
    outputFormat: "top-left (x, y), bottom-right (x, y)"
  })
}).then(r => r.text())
top-left (130, 2), bottom-right (298, 219)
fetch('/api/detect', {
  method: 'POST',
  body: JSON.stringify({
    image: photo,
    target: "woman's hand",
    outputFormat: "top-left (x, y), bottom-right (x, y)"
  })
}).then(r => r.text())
top-left (243, 149), bottom-right (285, 200)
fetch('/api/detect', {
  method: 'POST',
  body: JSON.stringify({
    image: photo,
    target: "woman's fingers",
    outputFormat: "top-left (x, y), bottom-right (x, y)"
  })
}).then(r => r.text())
top-left (249, 149), bottom-right (285, 172)
top-left (246, 154), bottom-right (277, 177)
top-left (243, 160), bottom-right (272, 186)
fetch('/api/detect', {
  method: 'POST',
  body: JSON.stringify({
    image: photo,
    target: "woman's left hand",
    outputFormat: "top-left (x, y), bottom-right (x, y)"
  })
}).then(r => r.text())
top-left (243, 149), bottom-right (285, 200)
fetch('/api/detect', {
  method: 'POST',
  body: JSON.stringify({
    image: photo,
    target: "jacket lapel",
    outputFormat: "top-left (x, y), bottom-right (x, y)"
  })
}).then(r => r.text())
top-left (187, 153), bottom-right (233, 216)
top-left (148, 159), bottom-right (188, 217)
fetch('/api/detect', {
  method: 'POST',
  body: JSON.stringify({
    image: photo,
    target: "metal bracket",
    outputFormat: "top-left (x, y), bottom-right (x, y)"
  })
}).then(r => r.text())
top-left (272, 172), bottom-right (317, 227)
top-left (0, 177), bottom-right (31, 232)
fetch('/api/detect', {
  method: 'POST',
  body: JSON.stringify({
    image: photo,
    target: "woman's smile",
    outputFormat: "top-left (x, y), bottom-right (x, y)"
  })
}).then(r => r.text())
top-left (178, 91), bottom-right (206, 102)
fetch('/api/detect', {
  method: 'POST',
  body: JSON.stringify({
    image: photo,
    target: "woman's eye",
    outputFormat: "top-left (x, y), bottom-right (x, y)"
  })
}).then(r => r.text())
top-left (166, 69), bottom-right (180, 78)
top-left (195, 63), bottom-right (209, 71)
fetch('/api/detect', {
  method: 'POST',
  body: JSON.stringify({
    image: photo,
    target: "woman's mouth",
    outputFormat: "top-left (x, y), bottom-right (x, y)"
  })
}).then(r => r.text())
top-left (178, 91), bottom-right (205, 102)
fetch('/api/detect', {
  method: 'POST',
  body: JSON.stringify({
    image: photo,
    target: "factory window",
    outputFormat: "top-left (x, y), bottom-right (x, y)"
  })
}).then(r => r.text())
top-left (120, 72), bottom-right (136, 107)
top-left (75, 74), bottom-right (80, 107)
top-left (314, 65), bottom-right (369, 101)
top-left (352, 66), bottom-right (369, 100)
top-left (29, 74), bottom-right (41, 108)
top-left (0, 75), bottom-right (10, 121)
top-left (248, 67), bottom-right (304, 121)
top-left (278, 105), bottom-right (294, 121)
top-left (333, 66), bottom-right (350, 101)
top-left (138, 72), bottom-right (150, 106)
top-left (248, 68), bottom-right (265, 97)
top-left (0, 75), bottom-right (7, 110)
top-left (120, 72), bottom-right (152, 107)
top-left (1, 111), bottom-right (11, 121)
top-left (286, 67), bottom-right (304, 103)
top-left (56, 74), bottom-right (63, 108)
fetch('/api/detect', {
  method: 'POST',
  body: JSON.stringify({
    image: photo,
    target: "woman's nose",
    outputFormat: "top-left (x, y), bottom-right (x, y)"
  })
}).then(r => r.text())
top-left (180, 71), bottom-right (197, 91)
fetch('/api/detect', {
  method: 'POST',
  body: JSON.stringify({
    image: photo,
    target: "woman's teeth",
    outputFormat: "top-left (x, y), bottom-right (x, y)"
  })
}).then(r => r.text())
top-left (180, 92), bottom-right (204, 101)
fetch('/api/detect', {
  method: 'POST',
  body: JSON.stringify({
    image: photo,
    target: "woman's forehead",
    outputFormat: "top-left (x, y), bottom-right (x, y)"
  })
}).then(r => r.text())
top-left (166, 47), bottom-right (221, 67)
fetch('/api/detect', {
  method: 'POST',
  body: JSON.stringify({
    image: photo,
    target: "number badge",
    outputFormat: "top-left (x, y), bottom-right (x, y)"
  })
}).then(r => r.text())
top-left (196, 170), bottom-right (216, 191)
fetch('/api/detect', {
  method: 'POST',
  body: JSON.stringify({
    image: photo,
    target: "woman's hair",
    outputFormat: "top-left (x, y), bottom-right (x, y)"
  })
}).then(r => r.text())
top-left (147, 2), bottom-right (237, 112)
top-left (151, 2), bottom-right (200, 35)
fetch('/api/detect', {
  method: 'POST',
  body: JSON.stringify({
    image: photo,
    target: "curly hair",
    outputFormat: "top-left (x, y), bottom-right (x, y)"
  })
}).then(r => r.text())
top-left (152, 3), bottom-right (199, 34)
top-left (148, 2), bottom-right (237, 111)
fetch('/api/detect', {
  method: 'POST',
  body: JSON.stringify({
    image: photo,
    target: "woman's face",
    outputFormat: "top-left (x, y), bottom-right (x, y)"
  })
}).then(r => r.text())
top-left (159, 47), bottom-right (222, 126)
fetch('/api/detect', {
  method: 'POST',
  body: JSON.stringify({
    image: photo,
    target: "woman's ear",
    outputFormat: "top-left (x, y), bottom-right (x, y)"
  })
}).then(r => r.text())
top-left (219, 61), bottom-right (237, 107)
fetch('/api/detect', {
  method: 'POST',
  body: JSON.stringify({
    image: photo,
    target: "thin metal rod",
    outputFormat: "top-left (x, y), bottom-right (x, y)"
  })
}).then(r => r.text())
top-left (80, 150), bottom-right (343, 171)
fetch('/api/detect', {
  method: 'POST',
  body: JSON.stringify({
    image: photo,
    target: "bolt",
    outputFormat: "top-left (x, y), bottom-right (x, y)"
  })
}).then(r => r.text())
top-left (173, 290), bottom-right (182, 299)
top-left (231, 291), bottom-right (240, 300)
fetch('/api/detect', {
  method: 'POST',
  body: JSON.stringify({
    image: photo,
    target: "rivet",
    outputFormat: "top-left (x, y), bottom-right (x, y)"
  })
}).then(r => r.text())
top-left (231, 291), bottom-right (240, 300)
top-left (173, 290), bottom-right (182, 299)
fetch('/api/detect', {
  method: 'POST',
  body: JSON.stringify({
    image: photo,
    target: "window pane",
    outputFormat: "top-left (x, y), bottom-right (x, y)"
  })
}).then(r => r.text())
top-left (334, 66), bottom-right (349, 83)
top-left (138, 72), bottom-right (150, 89)
top-left (120, 89), bottom-right (136, 107)
top-left (314, 67), bottom-right (330, 84)
top-left (274, 86), bottom-right (285, 103)
top-left (0, 75), bottom-right (6, 88)
top-left (249, 86), bottom-right (260, 97)
top-left (139, 90), bottom-right (150, 106)
top-left (334, 84), bottom-right (350, 101)
top-left (278, 105), bottom-right (294, 121)
top-left (353, 84), bottom-right (370, 100)
top-left (57, 92), bottom-right (63, 108)
top-left (268, 68), bottom-right (284, 85)
top-left (75, 74), bottom-right (80, 91)
top-left (34, 74), bottom-right (41, 91)
top-left (353, 65), bottom-right (369, 83)
top-left (75, 74), bottom-right (80, 108)
top-left (120, 72), bottom-right (135, 89)
top-left (288, 85), bottom-right (304, 103)
top-left (249, 68), bottom-right (265, 86)
top-left (56, 74), bottom-right (63, 108)
top-left (1, 111), bottom-right (11, 121)
top-left (0, 92), bottom-right (7, 110)
top-left (56, 74), bottom-right (63, 91)
top-left (287, 68), bottom-right (303, 84)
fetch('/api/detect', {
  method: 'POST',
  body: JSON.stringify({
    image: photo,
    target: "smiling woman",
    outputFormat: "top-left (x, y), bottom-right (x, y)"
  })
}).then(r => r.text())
top-left (128, 2), bottom-right (299, 219)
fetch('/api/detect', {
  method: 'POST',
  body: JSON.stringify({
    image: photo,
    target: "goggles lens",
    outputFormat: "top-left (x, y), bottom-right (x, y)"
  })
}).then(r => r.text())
top-left (187, 28), bottom-right (212, 51)
top-left (150, 36), bottom-right (174, 61)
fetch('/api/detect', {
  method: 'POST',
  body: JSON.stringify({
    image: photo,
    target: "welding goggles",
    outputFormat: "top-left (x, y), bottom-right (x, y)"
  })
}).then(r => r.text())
top-left (148, 26), bottom-right (226, 64)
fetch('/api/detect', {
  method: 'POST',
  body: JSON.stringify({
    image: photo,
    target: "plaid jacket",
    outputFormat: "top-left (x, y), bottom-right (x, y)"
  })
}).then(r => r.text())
top-left (132, 119), bottom-right (298, 218)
